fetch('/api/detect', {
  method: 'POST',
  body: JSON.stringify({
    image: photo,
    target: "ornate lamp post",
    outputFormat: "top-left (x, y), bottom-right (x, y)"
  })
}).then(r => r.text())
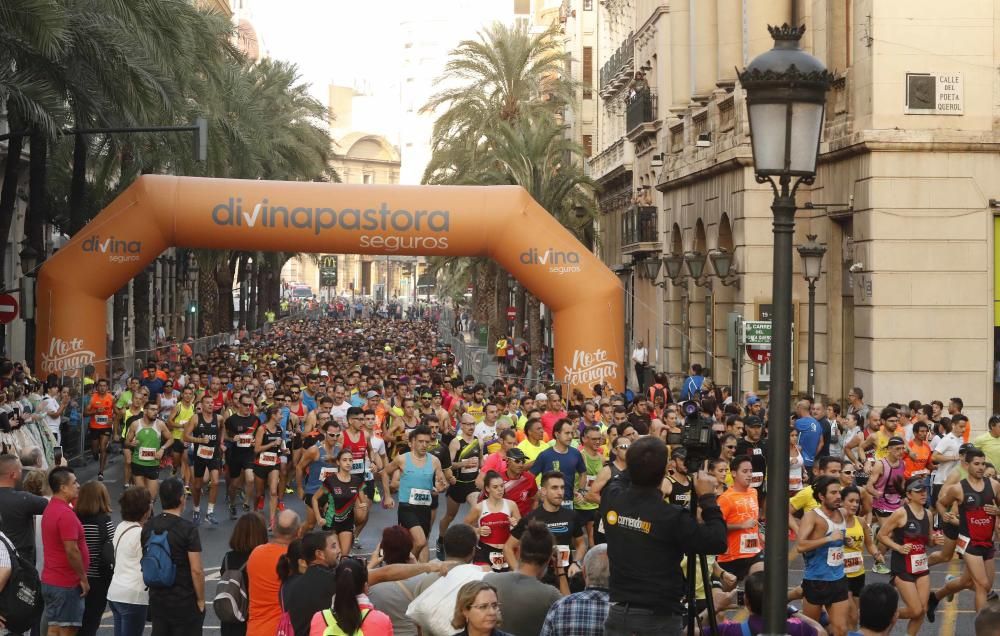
top-left (739, 23), bottom-right (833, 635)
top-left (797, 234), bottom-right (827, 399)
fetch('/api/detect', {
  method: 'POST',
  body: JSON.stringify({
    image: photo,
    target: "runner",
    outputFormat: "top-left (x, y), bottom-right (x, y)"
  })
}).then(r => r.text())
top-left (795, 475), bottom-right (850, 636)
top-left (930, 447), bottom-right (999, 614)
top-left (589, 435), bottom-right (631, 507)
top-left (497, 448), bottom-right (538, 517)
top-left (717, 456), bottom-right (764, 582)
top-left (867, 436), bottom-right (906, 534)
top-left (85, 378), bottom-right (115, 480)
top-left (575, 425), bottom-right (605, 545)
top-left (464, 470), bottom-right (520, 572)
top-left (224, 393), bottom-right (258, 519)
top-left (184, 392), bottom-right (223, 525)
top-left (504, 471), bottom-right (586, 583)
top-left (168, 385), bottom-right (196, 491)
top-left (839, 485), bottom-right (883, 630)
top-left (311, 448), bottom-right (368, 556)
top-left (382, 425), bottom-right (448, 562)
top-left (437, 414), bottom-right (482, 556)
top-left (253, 405), bottom-right (286, 528)
top-left (124, 401), bottom-right (172, 502)
top-left (296, 419), bottom-right (342, 532)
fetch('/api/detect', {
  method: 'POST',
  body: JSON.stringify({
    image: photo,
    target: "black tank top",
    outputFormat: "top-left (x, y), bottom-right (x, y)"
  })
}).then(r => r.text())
top-left (193, 414), bottom-right (219, 459)
top-left (667, 476), bottom-right (692, 508)
top-left (959, 478), bottom-right (997, 548)
top-left (254, 425), bottom-right (284, 467)
top-left (890, 504), bottom-right (929, 575)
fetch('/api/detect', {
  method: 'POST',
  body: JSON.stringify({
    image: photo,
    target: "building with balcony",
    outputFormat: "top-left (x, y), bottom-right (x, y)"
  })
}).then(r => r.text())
top-left (585, 0), bottom-right (1000, 425)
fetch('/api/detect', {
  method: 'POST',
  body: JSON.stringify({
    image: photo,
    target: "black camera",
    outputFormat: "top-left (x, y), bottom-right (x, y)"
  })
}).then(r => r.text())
top-left (666, 400), bottom-right (716, 471)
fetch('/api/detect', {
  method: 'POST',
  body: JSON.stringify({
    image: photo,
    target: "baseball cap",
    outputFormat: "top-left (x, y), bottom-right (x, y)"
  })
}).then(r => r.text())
top-left (906, 479), bottom-right (927, 492)
top-left (887, 436), bottom-right (905, 447)
top-left (671, 446), bottom-right (688, 459)
top-left (535, 392), bottom-right (549, 402)
top-left (746, 395), bottom-right (760, 406)
top-left (319, 370), bottom-right (329, 377)
top-left (365, 390), bottom-right (379, 399)
top-left (959, 442), bottom-right (975, 454)
top-left (744, 416), bottom-right (763, 428)
top-left (507, 448), bottom-right (527, 461)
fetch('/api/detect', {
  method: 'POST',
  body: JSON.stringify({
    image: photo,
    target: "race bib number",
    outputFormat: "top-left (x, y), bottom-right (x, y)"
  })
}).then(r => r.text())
top-left (561, 500), bottom-right (574, 510)
top-left (827, 546), bottom-right (844, 567)
top-left (236, 434), bottom-right (253, 448)
top-left (739, 531), bottom-right (760, 554)
top-left (789, 475), bottom-right (803, 491)
top-left (196, 445), bottom-right (215, 460)
top-left (408, 488), bottom-right (432, 506)
top-left (909, 552), bottom-right (928, 574)
top-left (556, 545), bottom-right (571, 568)
top-left (177, 419), bottom-right (190, 428)
top-left (751, 472), bottom-right (764, 488)
top-left (258, 452), bottom-right (278, 466)
top-left (843, 552), bottom-right (864, 575)
top-left (139, 447), bottom-right (157, 461)
top-left (319, 467), bottom-right (338, 481)
top-left (351, 458), bottom-right (365, 475)
top-left (957, 534), bottom-right (970, 555)
top-left (489, 552), bottom-right (507, 570)
top-left (95, 415), bottom-right (109, 425)
top-left (586, 474), bottom-right (596, 488)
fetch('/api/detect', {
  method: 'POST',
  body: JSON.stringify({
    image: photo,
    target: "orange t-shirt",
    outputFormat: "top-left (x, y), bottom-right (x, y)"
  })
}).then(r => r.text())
top-left (717, 487), bottom-right (761, 562)
top-left (246, 542), bottom-right (288, 636)
top-left (89, 393), bottom-right (114, 429)
top-left (903, 440), bottom-right (932, 478)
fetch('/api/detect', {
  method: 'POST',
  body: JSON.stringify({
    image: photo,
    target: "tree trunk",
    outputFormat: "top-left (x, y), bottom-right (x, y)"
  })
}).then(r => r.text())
top-left (492, 267), bottom-right (508, 339)
top-left (0, 109), bottom-right (25, 353)
top-left (69, 133), bottom-right (89, 235)
top-left (112, 287), bottom-right (128, 361)
top-left (527, 292), bottom-right (542, 384)
top-left (514, 285), bottom-right (526, 340)
top-left (24, 127), bottom-right (48, 367)
top-left (237, 253), bottom-right (248, 327)
top-left (198, 264), bottom-right (219, 336)
top-left (254, 259), bottom-right (265, 328)
top-left (133, 268), bottom-right (151, 359)
top-left (217, 261), bottom-right (235, 333)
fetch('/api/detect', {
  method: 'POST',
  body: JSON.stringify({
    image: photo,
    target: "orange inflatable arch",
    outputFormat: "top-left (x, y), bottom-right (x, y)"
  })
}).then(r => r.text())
top-left (35, 176), bottom-right (624, 394)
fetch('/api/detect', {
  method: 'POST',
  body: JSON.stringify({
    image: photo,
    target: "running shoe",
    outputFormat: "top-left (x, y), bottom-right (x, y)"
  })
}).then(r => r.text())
top-left (872, 562), bottom-right (891, 575)
top-left (989, 590), bottom-right (998, 602)
top-left (436, 537), bottom-right (445, 559)
top-left (353, 537), bottom-right (362, 549)
top-left (256, 495), bottom-right (264, 511)
top-left (229, 503), bottom-right (238, 520)
top-left (945, 574), bottom-right (958, 602)
top-left (192, 510), bottom-right (201, 526)
top-left (926, 590), bottom-right (939, 622)
top-left (242, 503), bottom-right (250, 513)
top-left (185, 485), bottom-right (192, 496)
top-left (373, 490), bottom-right (382, 504)
top-left (97, 472), bottom-right (104, 482)
top-left (205, 512), bottom-right (220, 525)
top-left (284, 487), bottom-right (294, 494)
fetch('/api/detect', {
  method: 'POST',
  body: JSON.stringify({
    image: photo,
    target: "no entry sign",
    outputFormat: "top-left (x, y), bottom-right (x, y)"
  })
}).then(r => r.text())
top-left (0, 294), bottom-right (18, 324)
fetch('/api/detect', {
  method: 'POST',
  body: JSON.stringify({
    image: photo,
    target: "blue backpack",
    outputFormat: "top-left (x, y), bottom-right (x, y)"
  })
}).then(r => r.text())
top-left (141, 521), bottom-right (177, 588)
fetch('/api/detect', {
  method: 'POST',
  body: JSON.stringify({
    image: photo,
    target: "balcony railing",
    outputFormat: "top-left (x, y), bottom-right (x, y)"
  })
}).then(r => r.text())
top-left (622, 206), bottom-right (658, 247)
top-left (599, 32), bottom-right (634, 92)
top-left (626, 87), bottom-right (656, 133)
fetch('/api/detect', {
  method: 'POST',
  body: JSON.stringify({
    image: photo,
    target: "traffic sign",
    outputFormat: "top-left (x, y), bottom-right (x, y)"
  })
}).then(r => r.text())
top-left (741, 320), bottom-right (771, 346)
top-left (506, 306), bottom-right (516, 320)
top-left (746, 345), bottom-right (771, 363)
top-left (0, 294), bottom-right (18, 324)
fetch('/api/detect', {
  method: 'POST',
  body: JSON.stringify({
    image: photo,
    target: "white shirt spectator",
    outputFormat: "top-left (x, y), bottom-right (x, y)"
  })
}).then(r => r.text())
top-left (406, 563), bottom-right (485, 636)
top-left (40, 395), bottom-right (62, 442)
top-left (106, 521), bottom-right (149, 606)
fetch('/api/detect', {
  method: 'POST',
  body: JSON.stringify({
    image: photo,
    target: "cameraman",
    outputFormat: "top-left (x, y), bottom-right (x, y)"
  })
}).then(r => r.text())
top-left (601, 436), bottom-right (727, 635)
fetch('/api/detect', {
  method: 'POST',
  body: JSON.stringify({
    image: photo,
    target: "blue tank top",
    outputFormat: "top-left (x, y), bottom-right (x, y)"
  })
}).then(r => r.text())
top-left (397, 452), bottom-right (435, 507)
top-left (803, 508), bottom-right (846, 581)
top-left (305, 444), bottom-right (337, 495)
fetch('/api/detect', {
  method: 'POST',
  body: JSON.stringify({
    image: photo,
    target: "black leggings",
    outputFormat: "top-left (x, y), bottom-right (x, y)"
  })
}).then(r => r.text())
top-left (79, 574), bottom-right (110, 636)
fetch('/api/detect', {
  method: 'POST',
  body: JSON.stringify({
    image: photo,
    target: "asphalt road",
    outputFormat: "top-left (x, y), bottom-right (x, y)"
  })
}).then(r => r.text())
top-left (73, 453), bottom-right (980, 635)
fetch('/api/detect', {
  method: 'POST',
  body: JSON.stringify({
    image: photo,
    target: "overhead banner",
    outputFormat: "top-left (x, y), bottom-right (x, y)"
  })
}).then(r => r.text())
top-left (35, 176), bottom-right (624, 394)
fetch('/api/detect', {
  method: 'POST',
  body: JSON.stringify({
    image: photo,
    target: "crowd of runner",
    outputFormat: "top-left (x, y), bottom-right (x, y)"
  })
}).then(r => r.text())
top-left (0, 312), bottom-right (998, 635)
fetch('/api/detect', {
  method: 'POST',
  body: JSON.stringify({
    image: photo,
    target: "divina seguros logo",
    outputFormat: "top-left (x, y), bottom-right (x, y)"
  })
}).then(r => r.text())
top-left (519, 248), bottom-right (582, 274)
top-left (81, 235), bottom-right (142, 263)
top-left (211, 198), bottom-right (451, 251)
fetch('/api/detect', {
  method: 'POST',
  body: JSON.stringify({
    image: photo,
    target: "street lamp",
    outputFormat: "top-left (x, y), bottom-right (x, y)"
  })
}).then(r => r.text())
top-left (683, 250), bottom-right (707, 283)
top-left (638, 256), bottom-right (662, 282)
top-left (739, 23), bottom-right (832, 635)
top-left (708, 247), bottom-right (741, 288)
top-left (19, 242), bottom-right (40, 365)
top-left (663, 253), bottom-right (687, 286)
top-left (797, 234), bottom-right (826, 399)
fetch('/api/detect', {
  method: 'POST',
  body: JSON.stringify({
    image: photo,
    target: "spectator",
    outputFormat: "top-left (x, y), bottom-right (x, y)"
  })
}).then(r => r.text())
top-left (539, 544), bottom-right (611, 636)
top-left (40, 466), bottom-right (88, 635)
top-left (450, 581), bottom-right (511, 636)
top-left (976, 600), bottom-right (1000, 636)
top-left (484, 520), bottom-right (563, 635)
top-left (246, 509), bottom-right (300, 636)
top-left (282, 531), bottom-right (340, 636)
top-left (854, 583), bottom-right (899, 636)
top-left (406, 524), bottom-right (486, 636)
top-left (220, 513), bottom-right (269, 636)
top-left (308, 557), bottom-right (392, 635)
top-left (141, 477), bottom-right (205, 635)
top-left (702, 571), bottom-right (822, 635)
top-left (107, 486), bottom-right (153, 636)
top-left (368, 526), bottom-right (423, 636)
top-left (75, 481), bottom-right (114, 636)
top-left (19, 448), bottom-right (42, 472)
top-left (0, 454), bottom-right (47, 565)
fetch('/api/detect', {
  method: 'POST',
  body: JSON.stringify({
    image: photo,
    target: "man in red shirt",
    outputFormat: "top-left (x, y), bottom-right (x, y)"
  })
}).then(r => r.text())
top-left (41, 467), bottom-right (89, 635)
top-left (500, 448), bottom-right (539, 516)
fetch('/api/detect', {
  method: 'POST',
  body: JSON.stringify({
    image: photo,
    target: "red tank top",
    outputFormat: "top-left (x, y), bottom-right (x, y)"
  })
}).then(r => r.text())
top-left (342, 429), bottom-right (367, 476)
top-left (478, 500), bottom-right (514, 546)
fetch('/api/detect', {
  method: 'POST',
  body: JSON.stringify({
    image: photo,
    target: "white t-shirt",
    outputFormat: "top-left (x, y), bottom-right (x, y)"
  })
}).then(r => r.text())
top-left (330, 401), bottom-right (350, 425)
top-left (631, 347), bottom-right (648, 364)
top-left (406, 564), bottom-right (486, 636)
top-left (106, 521), bottom-right (149, 606)
top-left (474, 422), bottom-right (497, 447)
top-left (41, 395), bottom-right (62, 436)
top-left (932, 433), bottom-right (962, 485)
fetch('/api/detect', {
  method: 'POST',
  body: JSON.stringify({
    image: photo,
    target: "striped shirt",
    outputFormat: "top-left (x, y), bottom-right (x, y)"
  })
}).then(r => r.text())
top-left (78, 514), bottom-right (114, 578)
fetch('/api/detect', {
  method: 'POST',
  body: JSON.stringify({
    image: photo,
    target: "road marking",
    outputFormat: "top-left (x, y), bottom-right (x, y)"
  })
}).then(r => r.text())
top-left (941, 557), bottom-right (962, 636)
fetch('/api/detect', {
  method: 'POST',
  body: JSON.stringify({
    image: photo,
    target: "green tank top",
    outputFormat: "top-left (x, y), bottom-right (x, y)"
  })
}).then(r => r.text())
top-left (575, 451), bottom-right (605, 511)
top-left (133, 424), bottom-right (162, 466)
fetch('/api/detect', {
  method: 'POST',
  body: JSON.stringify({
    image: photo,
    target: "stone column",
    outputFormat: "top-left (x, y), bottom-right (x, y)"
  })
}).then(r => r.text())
top-left (745, 0), bottom-right (792, 61)
top-left (669, 0), bottom-right (691, 113)
top-left (716, 0), bottom-right (742, 87)
top-left (691, 0), bottom-right (718, 103)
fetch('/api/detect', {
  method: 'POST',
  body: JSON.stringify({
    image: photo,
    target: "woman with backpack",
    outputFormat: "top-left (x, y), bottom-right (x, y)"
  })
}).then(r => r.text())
top-left (107, 486), bottom-right (152, 636)
top-left (220, 512), bottom-right (269, 636)
top-left (75, 480), bottom-right (115, 636)
top-left (308, 557), bottom-right (392, 635)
